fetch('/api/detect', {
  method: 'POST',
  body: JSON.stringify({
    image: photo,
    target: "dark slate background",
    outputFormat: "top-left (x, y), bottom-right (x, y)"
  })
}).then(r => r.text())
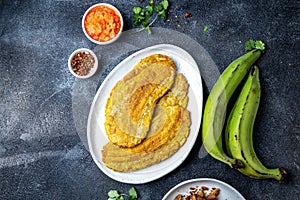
top-left (0, 0), bottom-right (299, 199)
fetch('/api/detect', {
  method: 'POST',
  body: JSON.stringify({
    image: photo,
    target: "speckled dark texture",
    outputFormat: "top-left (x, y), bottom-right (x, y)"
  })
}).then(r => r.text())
top-left (0, 0), bottom-right (299, 199)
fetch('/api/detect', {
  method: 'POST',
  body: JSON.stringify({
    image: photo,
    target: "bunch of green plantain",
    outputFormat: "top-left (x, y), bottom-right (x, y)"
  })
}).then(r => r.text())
top-left (201, 44), bottom-right (288, 182)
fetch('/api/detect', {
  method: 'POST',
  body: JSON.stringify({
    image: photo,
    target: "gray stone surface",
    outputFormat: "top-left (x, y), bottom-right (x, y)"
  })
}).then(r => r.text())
top-left (0, 0), bottom-right (299, 199)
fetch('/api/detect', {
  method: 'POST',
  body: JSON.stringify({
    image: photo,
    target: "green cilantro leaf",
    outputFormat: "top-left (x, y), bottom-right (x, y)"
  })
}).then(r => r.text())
top-left (145, 26), bottom-right (152, 34)
top-left (148, 0), bottom-right (154, 5)
top-left (145, 6), bottom-right (153, 20)
top-left (141, 20), bottom-right (149, 27)
top-left (145, 5), bottom-right (153, 14)
top-left (133, 14), bottom-right (145, 25)
top-left (132, 0), bottom-right (169, 34)
top-left (203, 25), bottom-right (209, 32)
top-left (128, 187), bottom-right (138, 200)
top-left (108, 190), bottom-right (120, 198)
top-left (139, 10), bottom-right (145, 16)
top-left (107, 187), bottom-right (138, 200)
top-left (154, 4), bottom-right (163, 12)
top-left (133, 6), bottom-right (142, 14)
top-left (161, 0), bottom-right (169, 10)
top-left (158, 10), bottom-right (167, 19)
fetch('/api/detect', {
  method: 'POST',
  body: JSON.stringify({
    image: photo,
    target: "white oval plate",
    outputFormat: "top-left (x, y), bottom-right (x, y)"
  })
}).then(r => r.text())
top-left (162, 178), bottom-right (246, 200)
top-left (87, 44), bottom-right (203, 184)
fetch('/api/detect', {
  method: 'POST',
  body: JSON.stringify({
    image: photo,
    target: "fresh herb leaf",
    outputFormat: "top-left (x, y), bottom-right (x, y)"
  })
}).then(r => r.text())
top-left (145, 26), bottom-right (152, 34)
top-left (133, 14), bottom-right (145, 25)
top-left (144, 6), bottom-right (153, 21)
top-left (203, 25), bottom-right (209, 32)
top-left (154, 4), bottom-right (163, 12)
top-left (128, 187), bottom-right (138, 200)
top-left (133, 6), bottom-right (142, 14)
top-left (145, 5), bottom-right (153, 15)
top-left (132, 0), bottom-right (169, 34)
top-left (141, 20), bottom-right (149, 27)
top-left (245, 40), bottom-right (266, 51)
top-left (108, 190), bottom-right (120, 198)
top-left (157, 10), bottom-right (167, 19)
top-left (139, 10), bottom-right (145, 16)
top-left (128, 196), bottom-right (136, 200)
top-left (161, 0), bottom-right (169, 10)
top-left (148, 0), bottom-right (154, 5)
top-left (107, 187), bottom-right (138, 200)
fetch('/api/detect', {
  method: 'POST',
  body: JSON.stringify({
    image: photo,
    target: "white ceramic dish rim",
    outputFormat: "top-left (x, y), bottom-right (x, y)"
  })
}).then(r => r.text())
top-left (82, 3), bottom-right (124, 45)
top-left (162, 178), bottom-right (246, 200)
top-left (87, 44), bottom-right (203, 184)
top-left (68, 48), bottom-right (98, 79)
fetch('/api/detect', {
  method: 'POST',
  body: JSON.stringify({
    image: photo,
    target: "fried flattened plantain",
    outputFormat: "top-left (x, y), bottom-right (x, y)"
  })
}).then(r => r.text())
top-left (105, 54), bottom-right (177, 147)
top-left (119, 73), bottom-right (190, 153)
top-left (102, 109), bottom-right (190, 172)
top-left (102, 72), bottom-right (191, 172)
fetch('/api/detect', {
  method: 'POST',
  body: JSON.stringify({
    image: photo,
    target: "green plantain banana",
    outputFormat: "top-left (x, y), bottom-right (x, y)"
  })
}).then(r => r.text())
top-left (202, 49), bottom-right (262, 168)
top-left (225, 66), bottom-right (287, 181)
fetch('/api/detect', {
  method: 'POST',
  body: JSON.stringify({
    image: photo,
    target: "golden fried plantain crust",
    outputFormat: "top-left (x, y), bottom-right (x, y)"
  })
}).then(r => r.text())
top-left (119, 73), bottom-right (190, 153)
top-left (104, 54), bottom-right (177, 147)
top-left (102, 109), bottom-right (190, 172)
top-left (102, 71), bottom-right (191, 172)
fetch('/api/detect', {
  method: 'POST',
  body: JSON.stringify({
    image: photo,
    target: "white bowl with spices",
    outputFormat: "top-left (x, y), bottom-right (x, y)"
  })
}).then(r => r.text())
top-left (68, 48), bottom-right (98, 79)
top-left (82, 3), bottom-right (123, 45)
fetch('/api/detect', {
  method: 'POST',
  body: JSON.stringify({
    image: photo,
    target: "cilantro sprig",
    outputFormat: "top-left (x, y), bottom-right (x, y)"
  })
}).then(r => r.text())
top-left (133, 0), bottom-right (169, 34)
top-left (245, 40), bottom-right (266, 51)
top-left (203, 25), bottom-right (209, 32)
top-left (108, 187), bottom-right (138, 200)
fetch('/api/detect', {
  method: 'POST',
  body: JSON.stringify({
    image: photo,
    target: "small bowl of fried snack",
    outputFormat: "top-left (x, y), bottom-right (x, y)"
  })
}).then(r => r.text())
top-left (174, 186), bottom-right (220, 200)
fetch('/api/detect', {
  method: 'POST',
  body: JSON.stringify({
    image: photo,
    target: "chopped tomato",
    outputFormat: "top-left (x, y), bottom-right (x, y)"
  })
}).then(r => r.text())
top-left (84, 5), bottom-right (122, 42)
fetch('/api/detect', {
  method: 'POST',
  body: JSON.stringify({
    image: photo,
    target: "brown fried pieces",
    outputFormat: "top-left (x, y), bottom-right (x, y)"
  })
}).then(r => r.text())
top-left (174, 186), bottom-right (220, 200)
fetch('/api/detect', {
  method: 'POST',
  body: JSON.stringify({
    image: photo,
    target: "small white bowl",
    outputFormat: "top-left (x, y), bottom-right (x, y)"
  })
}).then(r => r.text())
top-left (68, 48), bottom-right (98, 79)
top-left (82, 3), bottom-right (123, 45)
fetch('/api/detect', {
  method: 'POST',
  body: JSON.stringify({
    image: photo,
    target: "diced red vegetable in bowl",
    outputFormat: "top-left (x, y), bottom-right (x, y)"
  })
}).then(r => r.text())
top-left (82, 3), bottom-right (123, 45)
